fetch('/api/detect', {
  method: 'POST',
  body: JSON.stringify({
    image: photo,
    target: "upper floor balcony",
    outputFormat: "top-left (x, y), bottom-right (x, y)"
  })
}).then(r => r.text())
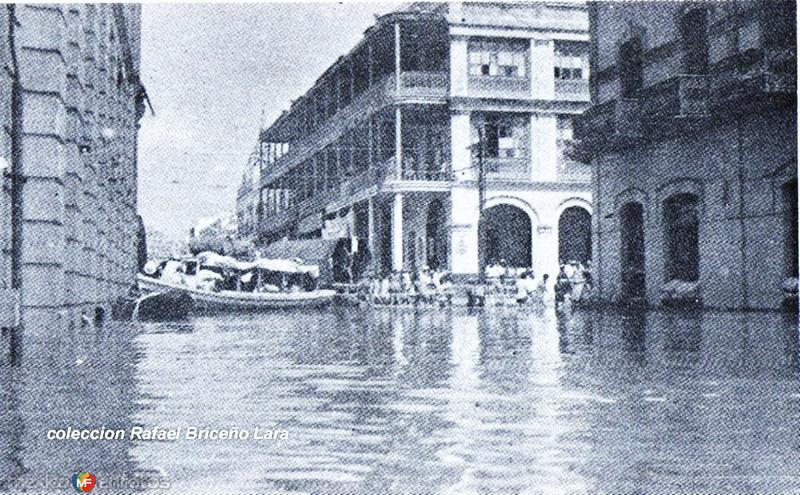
top-left (555, 79), bottom-right (590, 101)
top-left (261, 12), bottom-right (450, 157)
top-left (574, 98), bottom-right (640, 146)
top-left (398, 71), bottom-right (448, 98)
top-left (639, 74), bottom-right (709, 120)
top-left (710, 46), bottom-right (796, 109)
top-left (483, 157), bottom-right (529, 180)
top-left (468, 75), bottom-right (531, 99)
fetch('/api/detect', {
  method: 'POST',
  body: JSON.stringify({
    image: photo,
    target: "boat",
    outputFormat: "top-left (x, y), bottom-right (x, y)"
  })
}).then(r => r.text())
top-left (112, 289), bottom-right (194, 322)
top-left (137, 274), bottom-right (336, 311)
top-left (132, 290), bottom-right (194, 321)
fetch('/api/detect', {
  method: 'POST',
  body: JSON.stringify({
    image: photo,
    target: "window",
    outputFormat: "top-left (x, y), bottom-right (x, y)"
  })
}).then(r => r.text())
top-left (554, 67), bottom-right (584, 80)
top-left (483, 120), bottom-right (525, 158)
top-left (468, 40), bottom-right (527, 78)
top-left (619, 37), bottom-right (643, 98)
top-left (554, 42), bottom-right (588, 81)
top-left (680, 9), bottom-right (709, 74)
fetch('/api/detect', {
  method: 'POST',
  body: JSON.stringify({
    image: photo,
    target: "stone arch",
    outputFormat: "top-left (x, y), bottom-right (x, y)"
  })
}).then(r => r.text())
top-left (614, 187), bottom-right (649, 220)
top-left (656, 178), bottom-right (704, 220)
top-left (480, 199), bottom-right (535, 269)
top-left (555, 196), bottom-right (593, 219)
top-left (483, 195), bottom-right (540, 227)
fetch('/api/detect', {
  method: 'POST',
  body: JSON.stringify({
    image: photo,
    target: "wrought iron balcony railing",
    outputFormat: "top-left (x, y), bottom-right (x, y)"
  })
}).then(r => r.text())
top-left (468, 75), bottom-right (531, 98)
top-left (483, 157), bottom-right (530, 180)
top-left (638, 74), bottom-right (709, 122)
top-left (574, 98), bottom-right (640, 143)
top-left (710, 46), bottom-right (796, 106)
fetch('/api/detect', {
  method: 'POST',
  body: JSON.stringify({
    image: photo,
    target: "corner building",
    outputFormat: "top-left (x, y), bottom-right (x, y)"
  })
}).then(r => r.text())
top-left (258, 2), bottom-right (592, 279)
top-left (0, 5), bottom-right (143, 328)
top-left (576, 1), bottom-right (796, 309)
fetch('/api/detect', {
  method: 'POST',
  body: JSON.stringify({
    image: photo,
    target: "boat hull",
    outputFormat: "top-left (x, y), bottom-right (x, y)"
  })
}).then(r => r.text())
top-left (137, 274), bottom-right (336, 311)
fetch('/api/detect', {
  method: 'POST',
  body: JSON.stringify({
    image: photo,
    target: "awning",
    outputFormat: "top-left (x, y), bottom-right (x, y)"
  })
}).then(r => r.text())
top-left (260, 239), bottom-right (340, 283)
top-left (196, 251), bottom-right (251, 271)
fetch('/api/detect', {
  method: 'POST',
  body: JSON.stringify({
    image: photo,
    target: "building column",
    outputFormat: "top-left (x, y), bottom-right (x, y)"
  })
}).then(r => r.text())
top-left (449, 187), bottom-right (480, 276)
top-left (530, 39), bottom-right (555, 100)
top-left (394, 22), bottom-right (402, 90)
top-left (391, 193), bottom-right (404, 271)
top-left (450, 36), bottom-right (469, 97)
top-left (451, 111), bottom-right (473, 181)
top-left (395, 106), bottom-right (403, 178)
top-left (367, 197), bottom-right (376, 259)
top-left (530, 113), bottom-right (558, 181)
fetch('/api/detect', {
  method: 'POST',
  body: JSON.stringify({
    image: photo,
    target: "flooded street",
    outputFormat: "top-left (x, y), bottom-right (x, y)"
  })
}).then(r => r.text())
top-left (2, 307), bottom-right (799, 493)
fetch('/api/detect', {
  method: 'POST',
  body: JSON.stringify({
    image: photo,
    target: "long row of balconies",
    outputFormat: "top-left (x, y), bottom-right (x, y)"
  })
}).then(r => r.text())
top-left (575, 46), bottom-right (795, 149)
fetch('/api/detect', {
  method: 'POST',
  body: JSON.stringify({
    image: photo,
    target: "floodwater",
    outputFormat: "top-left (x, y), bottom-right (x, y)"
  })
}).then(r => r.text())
top-left (1, 305), bottom-right (799, 493)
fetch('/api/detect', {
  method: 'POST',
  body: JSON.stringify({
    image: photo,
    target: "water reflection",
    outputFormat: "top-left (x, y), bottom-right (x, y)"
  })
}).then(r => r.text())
top-left (0, 318), bottom-right (142, 493)
top-left (0, 307), bottom-right (798, 493)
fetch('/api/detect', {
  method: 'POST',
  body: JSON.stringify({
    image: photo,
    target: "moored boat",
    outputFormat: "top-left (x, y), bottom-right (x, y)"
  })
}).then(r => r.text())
top-left (137, 274), bottom-right (336, 311)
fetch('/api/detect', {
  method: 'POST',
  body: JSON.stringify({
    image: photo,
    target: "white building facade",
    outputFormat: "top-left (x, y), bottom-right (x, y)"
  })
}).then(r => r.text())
top-left (258, 2), bottom-right (592, 279)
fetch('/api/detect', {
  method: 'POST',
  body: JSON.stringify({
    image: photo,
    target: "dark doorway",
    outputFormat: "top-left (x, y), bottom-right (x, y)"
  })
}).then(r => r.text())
top-left (620, 202), bottom-right (646, 299)
top-left (481, 204), bottom-right (531, 268)
top-left (663, 193), bottom-right (700, 282)
top-left (558, 206), bottom-right (592, 264)
top-left (783, 179), bottom-right (798, 277)
top-left (426, 199), bottom-right (448, 270)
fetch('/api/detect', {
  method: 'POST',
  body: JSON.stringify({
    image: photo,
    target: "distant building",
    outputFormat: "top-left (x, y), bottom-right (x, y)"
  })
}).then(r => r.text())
top-left (236, 148), bottom-right (262, 239)
top-left (576, 1), bottom-right (796, 309)
top-left (0, 5), bottom-right (144, 328)
top-left (257, 2), bottom-right (592, 278)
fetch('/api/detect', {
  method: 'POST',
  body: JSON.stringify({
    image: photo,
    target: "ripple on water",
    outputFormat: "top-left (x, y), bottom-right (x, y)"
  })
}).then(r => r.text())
top-left (4, 307), bottom-right (796, 493)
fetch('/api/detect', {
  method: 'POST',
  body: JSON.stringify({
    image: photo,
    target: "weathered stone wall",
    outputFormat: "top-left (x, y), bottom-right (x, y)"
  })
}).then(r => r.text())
top-left (594, 107), bottom-right (797, 309)
top-left (0, 4), bottom-right (141, 328)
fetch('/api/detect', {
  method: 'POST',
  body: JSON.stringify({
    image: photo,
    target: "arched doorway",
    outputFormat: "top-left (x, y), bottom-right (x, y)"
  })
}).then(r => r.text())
top-left (481, 204), bottom-right (531, 269)
top-left (663, 193), bottom-right (699, 282)
top-left (426, 199), bottom-right (448, 270)
top-left (558, 206), bottom-right (592, 264)
top-left (620, 202), bottom-right (645, 299)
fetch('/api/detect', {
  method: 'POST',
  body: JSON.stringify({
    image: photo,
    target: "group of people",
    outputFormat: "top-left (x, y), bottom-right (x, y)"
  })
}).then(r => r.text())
top-left (368, 267), bottom-right (454, 306)
top-left (474, 258), bottom-right (594, 310)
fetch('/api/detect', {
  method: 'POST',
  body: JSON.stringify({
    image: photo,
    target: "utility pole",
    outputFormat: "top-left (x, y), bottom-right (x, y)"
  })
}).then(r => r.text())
top-left (477, 124), bottom-right (486, 284)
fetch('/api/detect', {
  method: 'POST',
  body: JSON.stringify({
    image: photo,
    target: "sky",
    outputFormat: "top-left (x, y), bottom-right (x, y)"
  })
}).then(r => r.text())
top-left (138, 2), bottom-right (397, 241)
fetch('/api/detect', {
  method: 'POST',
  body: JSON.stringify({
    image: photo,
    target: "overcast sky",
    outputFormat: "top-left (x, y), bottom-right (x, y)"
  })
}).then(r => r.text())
top-left (138, 3), bottom-right (397, 241)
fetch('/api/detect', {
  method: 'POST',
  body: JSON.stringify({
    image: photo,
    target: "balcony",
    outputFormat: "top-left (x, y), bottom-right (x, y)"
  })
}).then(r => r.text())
top-left (638, 75), bottom-right (709, 123)
top-left (468, 75), bottom-right (531, 99)
top-left (398, 71), bottom-right (448, 99)
top-left (555, 79), bottom-right (590, 101)
top-left (574, 98), bottom-right (640, 145)
top-left (483, 157), bottom-right (529, 180)
top-left (710, 47), bottom-right (796, 109)
top-left (384, 156), bottom-right (452, 183)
